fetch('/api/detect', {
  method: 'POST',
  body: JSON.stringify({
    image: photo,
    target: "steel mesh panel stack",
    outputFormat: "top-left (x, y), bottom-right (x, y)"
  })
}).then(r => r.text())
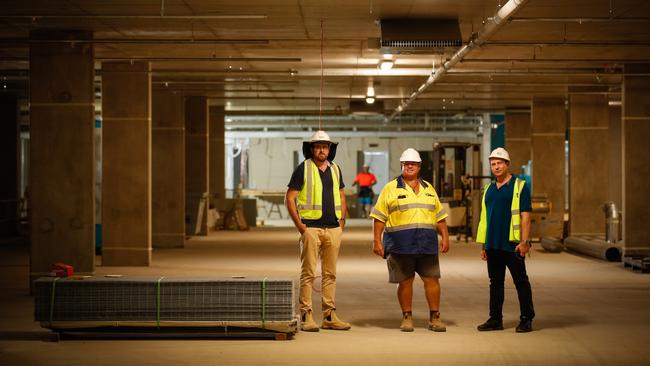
top-left (34, 277), bottom-right (294, 324)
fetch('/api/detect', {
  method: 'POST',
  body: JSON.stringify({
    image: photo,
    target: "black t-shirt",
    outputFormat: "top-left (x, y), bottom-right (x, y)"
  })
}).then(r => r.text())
top-left (288, 161), bottom-right (345, 228)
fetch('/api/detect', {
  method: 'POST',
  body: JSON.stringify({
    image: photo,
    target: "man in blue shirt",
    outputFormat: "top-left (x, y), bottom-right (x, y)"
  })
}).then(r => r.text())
top-left (476, 147), bottom-right (535, 333)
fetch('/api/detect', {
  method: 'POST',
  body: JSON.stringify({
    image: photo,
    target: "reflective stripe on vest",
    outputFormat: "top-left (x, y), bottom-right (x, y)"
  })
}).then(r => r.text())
top-left (476, 177), bottom-right (525, 244)
top-left (296, 159), bottom-right (342, 220)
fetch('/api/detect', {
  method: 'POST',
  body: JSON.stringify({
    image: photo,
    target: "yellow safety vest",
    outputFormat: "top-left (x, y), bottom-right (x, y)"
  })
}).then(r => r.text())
top-left (476, 177), bottom-right (525, 244)
top-left (297, 159), bottom-right (342, 220)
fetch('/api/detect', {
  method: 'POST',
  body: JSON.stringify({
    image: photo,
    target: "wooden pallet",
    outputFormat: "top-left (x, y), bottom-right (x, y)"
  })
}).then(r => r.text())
top-left (623, 256), bottom-right (650, 273)
top-left (47, 326), bottom-right (295, 341)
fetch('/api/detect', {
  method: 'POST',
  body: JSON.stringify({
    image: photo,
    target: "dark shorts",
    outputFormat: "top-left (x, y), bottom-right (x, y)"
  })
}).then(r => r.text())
top-left (386, 253), bottom-right (441, 283)
top-left (358, 186), bottom-right (374, 198)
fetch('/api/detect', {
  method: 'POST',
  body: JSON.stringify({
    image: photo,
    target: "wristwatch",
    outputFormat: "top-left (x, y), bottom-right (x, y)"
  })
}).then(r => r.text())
top-left (524, 239), bottom-right (532, 246)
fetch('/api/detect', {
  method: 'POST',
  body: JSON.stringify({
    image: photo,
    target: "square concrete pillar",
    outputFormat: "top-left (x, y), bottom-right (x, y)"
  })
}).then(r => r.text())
top-left (531, 97), bottom-right (566, 237)
top-left (209, 106), bottom-right (225, 201)
top-left (505, 111), bottom-right (531, 176)
top-left (101, 62), bottom-right (152, 266)
top-left (29, 30), bottom-right (95, 282)
top-left (152, 89), bottom-right (185, 248)
top-left (568, 94), bottom-right (609, 236)
top-left (0, 95), bottom-right (18, 238)
top-left (622, 65), bottom-right (650, 255)
top-left (185, 96), bottom-right (209, 235)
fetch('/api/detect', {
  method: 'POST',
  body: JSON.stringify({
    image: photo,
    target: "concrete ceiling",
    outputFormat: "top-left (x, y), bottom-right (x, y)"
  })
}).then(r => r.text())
top-left (1, 0), bottom-right (649, 118)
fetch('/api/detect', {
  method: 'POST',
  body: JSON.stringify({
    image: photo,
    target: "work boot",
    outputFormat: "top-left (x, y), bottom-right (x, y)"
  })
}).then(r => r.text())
top-left (321, 311), bottom-right (351, 330)
top-left (428, 311), bottom-right (447, 332)
top-left (300, 310), bottom-right (319, 332)
top-left (515, 317), bottom-right (533, 333)
top-left (477, 318), bottom-right (504, 331)
top-left (400, 311), bottom-right (414, 332)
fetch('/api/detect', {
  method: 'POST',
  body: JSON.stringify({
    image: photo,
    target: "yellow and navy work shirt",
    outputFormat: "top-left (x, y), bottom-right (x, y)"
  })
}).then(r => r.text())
top-left (370, 176), bottom-right (448, 255)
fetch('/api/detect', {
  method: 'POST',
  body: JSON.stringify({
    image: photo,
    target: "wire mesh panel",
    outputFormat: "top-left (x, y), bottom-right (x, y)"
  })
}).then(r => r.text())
top-left (34, 277), bottom-right (294, 323)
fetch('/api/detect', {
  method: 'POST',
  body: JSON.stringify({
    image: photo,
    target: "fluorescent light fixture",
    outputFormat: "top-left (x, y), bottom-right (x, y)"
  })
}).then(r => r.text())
top-left (379, 54), bottom-right (394, 71)
top-left (379, 60), bottom-right (394, 70)
top-left (366, 85), bottom-right (376, 103)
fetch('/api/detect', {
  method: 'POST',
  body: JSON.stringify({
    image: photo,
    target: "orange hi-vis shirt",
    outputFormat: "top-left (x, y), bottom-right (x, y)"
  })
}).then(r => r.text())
top-left (354, 172), bottom-right (377, 187)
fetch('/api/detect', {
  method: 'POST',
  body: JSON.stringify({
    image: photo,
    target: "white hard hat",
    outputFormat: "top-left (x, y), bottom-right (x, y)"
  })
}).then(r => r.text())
top-left (399, 148), bottom-right (422, 163)
top-left (309, 130), bottom-right (333, 143)
top-left (489, 147), bottom-right (510, 162)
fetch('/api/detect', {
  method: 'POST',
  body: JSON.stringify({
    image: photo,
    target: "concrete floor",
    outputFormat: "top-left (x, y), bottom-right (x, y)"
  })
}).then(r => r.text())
top-left (1, 220), bottom-right (649, 366)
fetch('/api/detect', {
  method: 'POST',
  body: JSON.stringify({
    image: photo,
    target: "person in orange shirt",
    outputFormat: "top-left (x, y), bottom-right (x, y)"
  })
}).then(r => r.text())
top-left (353, 165), bottom-right (378, 218)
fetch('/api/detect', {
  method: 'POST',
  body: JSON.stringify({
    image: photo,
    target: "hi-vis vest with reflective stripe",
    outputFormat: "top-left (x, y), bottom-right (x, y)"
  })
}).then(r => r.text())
top-left (476, 177), bottom-right (525, 244)
top-left (369, 176), bottom-right (447, 255)
top-left (297, 159), bottom-right (342, 220)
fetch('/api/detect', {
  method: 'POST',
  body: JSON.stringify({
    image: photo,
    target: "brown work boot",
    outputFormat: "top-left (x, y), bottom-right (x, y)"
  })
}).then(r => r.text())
top-left (321, 311), bottom-right (351, 330)
top-left (428, 311), bottom-right (447, 332)
top-left (400, 311), bottom-right (414, 332)
top-left (301, 310), bottom-right (319, 332)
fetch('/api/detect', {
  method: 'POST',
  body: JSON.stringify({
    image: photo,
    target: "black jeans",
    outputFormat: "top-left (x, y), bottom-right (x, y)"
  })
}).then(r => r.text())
top-left (486, 249), bottom-right (535, 320)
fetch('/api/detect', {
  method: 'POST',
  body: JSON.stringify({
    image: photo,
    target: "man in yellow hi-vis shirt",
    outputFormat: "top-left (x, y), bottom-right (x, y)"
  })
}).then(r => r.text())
top-left (371, 148), bottom-right (450, 332)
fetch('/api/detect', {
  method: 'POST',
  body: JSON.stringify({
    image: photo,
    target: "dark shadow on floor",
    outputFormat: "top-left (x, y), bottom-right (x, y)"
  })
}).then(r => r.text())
top-left (350, 317), bottom-right (459, 329)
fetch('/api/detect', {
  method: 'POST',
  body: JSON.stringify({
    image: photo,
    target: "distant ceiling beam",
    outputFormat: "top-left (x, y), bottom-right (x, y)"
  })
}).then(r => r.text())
top-left (0, 38), bottom-right (269, 45)
top-left (98, 57), bottom-right (300, 62)
top-left (510, 17), bottom-right (650, 23)
top-left (387, 0), bottom-right (530, 122)
top-left (485, 41), bottom-right (650, 47)
top-left (461, 59), bottom-right (642, 63)
top-left (226, 130), bottom-right (481, 139)
top-left (0, 14), bottom-right (267, 20)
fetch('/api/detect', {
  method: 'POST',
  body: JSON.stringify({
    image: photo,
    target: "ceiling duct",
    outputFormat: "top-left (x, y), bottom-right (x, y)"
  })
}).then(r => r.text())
top-left (380, 18), bottom-right (462, 54)
top-left (349, 100), bottom-right (385, 115)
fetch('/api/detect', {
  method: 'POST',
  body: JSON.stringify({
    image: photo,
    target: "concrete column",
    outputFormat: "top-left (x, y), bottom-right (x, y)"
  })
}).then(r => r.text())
top-left (185, 96), bottom-right (209, 235)
top-left (209, 106), bottom-right (225, 200)
top-left (0, 96), bottom-right (18, 238)
top-left (152, 89), bottom-right (185, 248)
top-left (622, 64), bottom-right (650, 255)
top-left (505, 111), bottom-right (531, 176)
top-left (101, 62), bottom-right (151, 266)
top-left (568, 93), bottom-right (609, 236)
top-left (531, 97), bottom-right (566, 237)
top-left (29, 30), bottom-right (95, 281)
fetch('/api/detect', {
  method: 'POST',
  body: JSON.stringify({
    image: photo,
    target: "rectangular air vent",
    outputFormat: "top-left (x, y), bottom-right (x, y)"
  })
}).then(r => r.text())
top-left (380, 18), bottom-right (462, 54)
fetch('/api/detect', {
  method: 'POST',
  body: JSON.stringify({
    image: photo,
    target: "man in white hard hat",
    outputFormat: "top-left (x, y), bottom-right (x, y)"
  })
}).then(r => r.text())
top-left (285, 130), bottom-right (351, 331)
top-left (476, 147), bottom-right (535, 333)
top-left (370, 148), bottom-right (450, 332)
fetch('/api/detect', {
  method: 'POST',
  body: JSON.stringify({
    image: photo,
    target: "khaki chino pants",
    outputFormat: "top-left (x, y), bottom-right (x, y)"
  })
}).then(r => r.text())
top-left (299, 226), bottom-right (342, 316)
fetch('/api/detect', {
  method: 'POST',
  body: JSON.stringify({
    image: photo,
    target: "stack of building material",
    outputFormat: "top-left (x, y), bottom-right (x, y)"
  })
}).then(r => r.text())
top-left (34, 277), bottom-right (296, 334)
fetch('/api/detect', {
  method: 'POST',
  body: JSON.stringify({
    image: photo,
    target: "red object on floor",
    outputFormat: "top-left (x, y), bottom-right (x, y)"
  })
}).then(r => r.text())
top-left (50, 262), bottom-right (74, 277)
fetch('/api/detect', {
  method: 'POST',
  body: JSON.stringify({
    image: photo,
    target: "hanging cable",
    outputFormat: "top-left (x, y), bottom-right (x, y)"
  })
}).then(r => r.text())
top-left (319, 19), bottom-right (324, 131)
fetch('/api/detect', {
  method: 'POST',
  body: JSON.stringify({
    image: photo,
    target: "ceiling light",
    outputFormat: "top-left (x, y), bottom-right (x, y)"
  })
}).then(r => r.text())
top-left (379, 60), bottom-right (394, 71)
top-left (366, 85), bottom-right (376, 104)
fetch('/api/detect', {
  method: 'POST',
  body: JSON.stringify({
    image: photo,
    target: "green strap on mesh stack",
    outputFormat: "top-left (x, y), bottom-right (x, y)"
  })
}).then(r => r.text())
top-left (156, 276), bottom-right (165, 328)
top-left (49, 277), bottom-right (61, 326)
top-left (261, 277), bottom-right (268, 329)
